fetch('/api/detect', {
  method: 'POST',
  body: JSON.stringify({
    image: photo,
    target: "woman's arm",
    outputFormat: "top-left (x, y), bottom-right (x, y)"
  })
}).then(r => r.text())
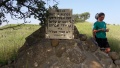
top-left (93, 29), bottom-right (103, 33)
top-left (92, 29), bottom-right (104, 39)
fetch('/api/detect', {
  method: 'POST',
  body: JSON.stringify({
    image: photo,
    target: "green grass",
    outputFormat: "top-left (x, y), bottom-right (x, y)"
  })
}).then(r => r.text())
top-left (0, 22), bottom-right (120, 65)
top-left (0, 24), bottom-right (40, 65)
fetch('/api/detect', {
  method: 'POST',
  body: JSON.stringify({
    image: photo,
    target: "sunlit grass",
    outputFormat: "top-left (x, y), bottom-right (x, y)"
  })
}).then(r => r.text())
top-left (0, 24), bottom-right (40, 65)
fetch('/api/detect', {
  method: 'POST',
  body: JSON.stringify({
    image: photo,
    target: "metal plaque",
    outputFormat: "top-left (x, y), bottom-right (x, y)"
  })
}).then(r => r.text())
top-left (46, 9), bottom-right (74, 39)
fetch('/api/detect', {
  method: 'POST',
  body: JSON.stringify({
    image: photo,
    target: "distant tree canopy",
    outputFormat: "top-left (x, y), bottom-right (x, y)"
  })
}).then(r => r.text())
top-left (73, 12), bottom-right (90, 23)
top-left (0, 0), bottom-right (58, 26)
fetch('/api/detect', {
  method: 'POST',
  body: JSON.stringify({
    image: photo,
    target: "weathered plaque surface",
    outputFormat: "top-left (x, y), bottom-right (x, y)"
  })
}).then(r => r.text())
top-left (46, 9), bottom-right (74, 39)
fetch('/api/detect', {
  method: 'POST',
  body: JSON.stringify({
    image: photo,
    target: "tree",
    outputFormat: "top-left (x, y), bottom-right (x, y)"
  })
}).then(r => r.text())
top-left (72, 14), bottom-right (80, 22)
top-left (0, 0), bottom-right (58, 26)
top-left (73, 12), bottom-right (90, 23)
top-left (79, 12), bottom-right (90, 22)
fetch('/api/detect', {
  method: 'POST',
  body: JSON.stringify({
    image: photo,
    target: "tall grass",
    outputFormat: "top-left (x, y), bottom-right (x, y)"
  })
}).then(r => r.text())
top-left (0, 22), bottom-right (120, 65)
top-left (0, 24), bottom-right (40, 65)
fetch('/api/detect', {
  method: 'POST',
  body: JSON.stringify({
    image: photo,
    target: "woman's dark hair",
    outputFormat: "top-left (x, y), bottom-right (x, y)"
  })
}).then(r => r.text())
top-left (95, 12), bottom-right (105, 20)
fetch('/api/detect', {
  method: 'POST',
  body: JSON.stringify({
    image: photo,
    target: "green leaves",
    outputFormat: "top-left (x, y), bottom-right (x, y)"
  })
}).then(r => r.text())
top-left (73, 12), bottom-right (90, 23)
top-left (0, 0), bottom-right (58, 26)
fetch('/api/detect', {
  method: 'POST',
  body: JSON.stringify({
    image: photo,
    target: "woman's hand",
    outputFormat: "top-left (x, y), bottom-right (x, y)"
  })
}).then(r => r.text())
top-left (106, 28), bottom-right (109, 32)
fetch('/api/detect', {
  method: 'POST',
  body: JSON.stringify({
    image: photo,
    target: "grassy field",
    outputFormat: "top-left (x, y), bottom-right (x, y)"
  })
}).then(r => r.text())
top-left (0, 22), bottom-right (120, 65)
top-left (0, 24), bottom-right (40, 65)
